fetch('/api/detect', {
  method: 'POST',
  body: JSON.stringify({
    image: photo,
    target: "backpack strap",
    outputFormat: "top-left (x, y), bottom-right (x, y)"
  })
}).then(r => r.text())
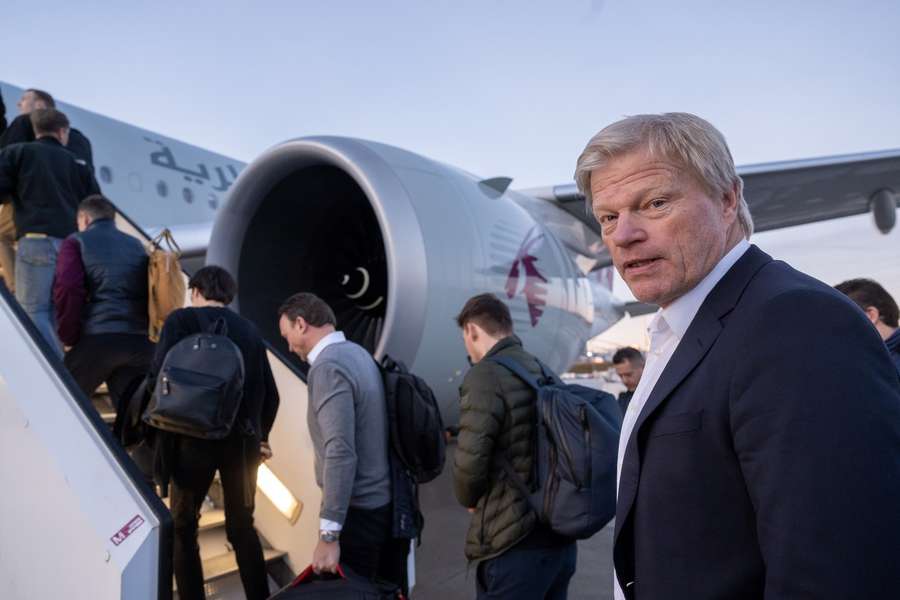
top-left (489, 355), bottom-right (549, 512)
top-left (193, 309), bottom-right (228, 335)
top-left (488, 355), bottom-right (543, 389)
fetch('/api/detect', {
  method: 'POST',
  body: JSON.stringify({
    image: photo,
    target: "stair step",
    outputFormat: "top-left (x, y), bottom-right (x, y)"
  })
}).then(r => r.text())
top-left (159, 499), bottom-right (226, 532)
top-left (199, 548), bottom-right (286, 586)
top-left (198, 508), bottom-right (226, 532)
top-left (91, 393), bottom-right (116, 425)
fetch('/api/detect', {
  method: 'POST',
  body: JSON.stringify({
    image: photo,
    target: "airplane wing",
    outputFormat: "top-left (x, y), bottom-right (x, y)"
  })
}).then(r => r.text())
top-left (520, 148), bottom-right (900, 266)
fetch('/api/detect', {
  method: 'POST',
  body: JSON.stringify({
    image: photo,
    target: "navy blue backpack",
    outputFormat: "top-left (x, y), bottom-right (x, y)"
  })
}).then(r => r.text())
top-left (490, 356), bottom-right (622, 539)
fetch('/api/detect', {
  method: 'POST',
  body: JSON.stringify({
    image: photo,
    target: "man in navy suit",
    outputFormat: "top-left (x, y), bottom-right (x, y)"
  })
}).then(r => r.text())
top-left (575, 113), bottom-right (900, 599)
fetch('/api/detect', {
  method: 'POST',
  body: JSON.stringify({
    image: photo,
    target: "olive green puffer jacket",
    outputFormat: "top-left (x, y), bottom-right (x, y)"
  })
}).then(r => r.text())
top-left (453, 335), bottom-right (543, 561)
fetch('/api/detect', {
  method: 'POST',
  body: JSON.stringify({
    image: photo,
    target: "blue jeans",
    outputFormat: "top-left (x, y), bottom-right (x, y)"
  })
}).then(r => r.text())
top-left (477, 541), bottom-right (578, 600)
top-left (15, 236), bottom-right (63, 358)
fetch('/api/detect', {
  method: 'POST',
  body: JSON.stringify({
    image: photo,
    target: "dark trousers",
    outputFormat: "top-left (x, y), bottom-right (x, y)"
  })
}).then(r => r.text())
top-left (476, 541), bottom-right (577, 600)
top-left (170, 435), bottom-right (269, 600)
top-left (64, 332), bottom-right (154, 408)
top-left (341, 504), bottom-right (410, 594)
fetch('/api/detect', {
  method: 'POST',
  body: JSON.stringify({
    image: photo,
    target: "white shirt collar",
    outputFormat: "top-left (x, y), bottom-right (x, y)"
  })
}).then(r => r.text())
top-left (307, 331), bottom-right (346, 365)
top-left (658, 239), bottom-right (751, 340)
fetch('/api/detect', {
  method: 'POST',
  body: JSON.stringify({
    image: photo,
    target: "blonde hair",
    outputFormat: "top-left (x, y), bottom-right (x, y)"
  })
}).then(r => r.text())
top-left (574, 113), bottom-right (753, 238)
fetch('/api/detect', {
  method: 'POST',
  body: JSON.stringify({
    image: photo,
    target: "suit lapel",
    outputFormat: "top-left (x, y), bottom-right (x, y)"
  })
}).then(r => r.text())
top-left (614, 245), bottom-right (773, 550)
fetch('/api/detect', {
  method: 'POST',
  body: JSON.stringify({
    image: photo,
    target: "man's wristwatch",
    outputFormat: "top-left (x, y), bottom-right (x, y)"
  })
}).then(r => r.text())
top-left (319, 530), bottom-right (340, 543)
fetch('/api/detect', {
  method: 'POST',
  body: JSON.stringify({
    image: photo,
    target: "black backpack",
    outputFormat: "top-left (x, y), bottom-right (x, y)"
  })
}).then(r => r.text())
top-left (378, 355), bottom-right (446, 484)
top-left (143, 311), bottom-right (245, 439)
top-left (489, 356), bottom-right (622, 539)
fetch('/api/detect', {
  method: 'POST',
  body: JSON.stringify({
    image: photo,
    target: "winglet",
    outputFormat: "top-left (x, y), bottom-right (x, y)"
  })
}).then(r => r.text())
top-left (479, 177), bottom-right (513, 197)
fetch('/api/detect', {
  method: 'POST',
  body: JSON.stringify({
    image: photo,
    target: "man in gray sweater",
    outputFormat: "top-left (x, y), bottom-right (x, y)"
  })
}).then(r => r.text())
top-left (278, 292), bottom-right (407, 588)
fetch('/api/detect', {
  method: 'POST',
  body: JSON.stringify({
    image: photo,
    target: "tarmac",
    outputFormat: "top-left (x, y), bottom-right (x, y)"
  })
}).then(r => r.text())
top-left (413, 443), bottom-right (614, 599)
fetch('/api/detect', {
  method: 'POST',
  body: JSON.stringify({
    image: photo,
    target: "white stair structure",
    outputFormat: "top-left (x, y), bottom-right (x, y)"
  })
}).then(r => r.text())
top-left (0, 212), bottom-right (327, 599)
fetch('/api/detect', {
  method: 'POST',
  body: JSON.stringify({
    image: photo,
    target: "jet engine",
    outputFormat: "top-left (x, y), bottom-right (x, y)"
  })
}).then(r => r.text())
top-left (206, 137), bottom-right (621, 422)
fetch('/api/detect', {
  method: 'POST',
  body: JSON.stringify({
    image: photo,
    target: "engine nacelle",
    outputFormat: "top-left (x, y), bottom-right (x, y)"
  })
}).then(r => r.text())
top-left (207, 137), bottom-right (616, 422)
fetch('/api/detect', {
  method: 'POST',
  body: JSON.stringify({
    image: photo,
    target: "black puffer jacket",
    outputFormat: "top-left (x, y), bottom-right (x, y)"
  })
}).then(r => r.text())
top-left (453, 335), bottom-right (543, 561)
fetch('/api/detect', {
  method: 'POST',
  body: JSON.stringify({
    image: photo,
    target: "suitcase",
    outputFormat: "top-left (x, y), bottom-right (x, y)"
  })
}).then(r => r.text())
top-left (268, 564), bottom-right (404, 600)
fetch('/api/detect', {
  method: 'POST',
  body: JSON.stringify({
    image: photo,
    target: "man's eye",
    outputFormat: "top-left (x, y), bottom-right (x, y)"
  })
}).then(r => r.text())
top-left (598, 214), bottom-right (617, 224)
top-left (649, 198), bottom-right (668, 209)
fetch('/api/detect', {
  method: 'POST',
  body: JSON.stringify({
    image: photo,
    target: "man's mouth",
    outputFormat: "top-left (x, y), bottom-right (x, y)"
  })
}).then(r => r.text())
top-left (623, 257), bottom-right (661, 272)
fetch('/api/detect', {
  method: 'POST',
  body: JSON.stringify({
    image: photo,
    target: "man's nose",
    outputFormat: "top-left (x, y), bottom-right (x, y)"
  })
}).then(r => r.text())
top-left (607, 212), bottom-right (647, 247)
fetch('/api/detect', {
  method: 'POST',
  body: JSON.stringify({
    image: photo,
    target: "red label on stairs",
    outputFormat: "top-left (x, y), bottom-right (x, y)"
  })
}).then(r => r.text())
top-left (110, 514), bottom-right (145, 546)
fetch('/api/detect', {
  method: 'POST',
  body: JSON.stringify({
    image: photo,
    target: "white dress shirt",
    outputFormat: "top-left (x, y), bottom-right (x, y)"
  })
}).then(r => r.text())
top-left (308, 331), bottom-right (346, 366)
top-left (614, 239), bottom-right (749, 599)
top-left (308, 330), bottom-right (348, 533)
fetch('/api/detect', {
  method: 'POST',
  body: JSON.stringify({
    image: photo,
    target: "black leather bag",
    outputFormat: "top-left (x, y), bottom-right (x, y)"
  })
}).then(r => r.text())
top-left (143, 312), bottom-right (245, 439)
top-left (268, 565), bottom-right (403, 599)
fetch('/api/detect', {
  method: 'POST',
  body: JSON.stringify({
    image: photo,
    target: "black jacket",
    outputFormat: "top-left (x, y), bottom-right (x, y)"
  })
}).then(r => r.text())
top-left (149, 307), bottom-right (280, 442)
top-left (0, 137), bottom-right (100, 239)
top-left (886, 328), bottom-right (900, 377)
top-left (617, 390), bottom-right (633, 415)
top-left (0, 113), bottom-right (94, 171)
top-left (614, 246), bottom-right (900, 598)
top-left (74, 218), bottom-right (149, 336)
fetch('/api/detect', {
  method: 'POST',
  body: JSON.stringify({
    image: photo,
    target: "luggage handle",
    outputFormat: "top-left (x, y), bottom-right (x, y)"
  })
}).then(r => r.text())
top-left (149, 228), bottom-right (182, 256)
top-left (291, 564), bottom-right (347, 586)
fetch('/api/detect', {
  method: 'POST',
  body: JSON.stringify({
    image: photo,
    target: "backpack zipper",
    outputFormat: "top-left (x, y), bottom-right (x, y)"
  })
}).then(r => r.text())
top-left (543, 444), bottom-right (558, 519)
top-left (546, 397), bottom-right (581, 488)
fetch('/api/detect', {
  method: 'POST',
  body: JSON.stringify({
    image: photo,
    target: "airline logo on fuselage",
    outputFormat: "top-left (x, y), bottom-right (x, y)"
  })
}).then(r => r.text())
top-left (506, 226), bottom-right (548, 327)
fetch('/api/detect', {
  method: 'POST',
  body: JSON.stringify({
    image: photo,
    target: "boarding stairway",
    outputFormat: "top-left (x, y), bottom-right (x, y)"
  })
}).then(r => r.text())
top-left (0, 209), bottom-right (327, 600)
top-left (90, 386), bottom-right (290, 597)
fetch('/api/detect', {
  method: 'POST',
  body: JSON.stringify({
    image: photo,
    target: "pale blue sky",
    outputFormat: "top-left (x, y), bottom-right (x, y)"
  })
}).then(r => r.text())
top-left (3, 0), bottom-right (899, 188)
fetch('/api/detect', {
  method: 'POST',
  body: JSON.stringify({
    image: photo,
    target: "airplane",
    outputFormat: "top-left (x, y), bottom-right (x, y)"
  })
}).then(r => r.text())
top-left (1, 79), bottom-right (898, 599)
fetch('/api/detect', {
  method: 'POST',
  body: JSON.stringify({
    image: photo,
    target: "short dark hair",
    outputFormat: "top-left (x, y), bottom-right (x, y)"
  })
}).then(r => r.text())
top-left (188, 265), bottom-right (237, 305)
top-left (30, 108), bottom-right (69, 135)
top-left (277, 292), bottom-right (337, 327)
top-left (25, 88), bottom-right (55, 108)
top-left (612, 347), bottom-right (645, 366)
top-left (455, 293), bottom-right (514, 336)
top-left (78, 195), bottom-right (116, 221)
top-left (835, 278), bottom-right (899, 328)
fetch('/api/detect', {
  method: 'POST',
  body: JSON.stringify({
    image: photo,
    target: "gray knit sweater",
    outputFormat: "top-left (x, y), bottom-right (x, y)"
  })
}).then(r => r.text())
top-left (307, 340), bottom-right (391, 525)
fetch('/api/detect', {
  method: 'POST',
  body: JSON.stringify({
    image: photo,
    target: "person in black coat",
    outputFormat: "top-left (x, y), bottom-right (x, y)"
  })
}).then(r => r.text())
top-left (0, 108), bottom-right (100, 355)
top-left (611, 347), bottom-right (644, 415)
top-left (0, 88), bottom-right (6, 134)
top-left (575, 112), bottom-right (900, 599)
top-left (836, 278), bottom-right (900, 377)
top-left (147, 265), bottom-right (279, 600)
top-left (0, 88), bottom-right (94, 170)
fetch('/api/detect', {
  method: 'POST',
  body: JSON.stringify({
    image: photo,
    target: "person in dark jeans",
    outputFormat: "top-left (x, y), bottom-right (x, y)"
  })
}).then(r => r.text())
top-left (0, 108), bottom-right (100, 356)
top-left (277, 292), bottom-right (408, 592)
top-left (453, 294), bottom-right (577, 600)
top-left (148, 266), bottom-right (280, 600)
top-left (54, 195), bottom-right (153, 415)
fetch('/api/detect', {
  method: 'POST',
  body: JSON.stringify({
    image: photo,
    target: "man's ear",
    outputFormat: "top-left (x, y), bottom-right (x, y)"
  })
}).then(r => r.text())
top-left (294, 316), bottom-right (308, 333)
top-left (722, 181), bottom-right (740, 221)
top-left (865, 306), bottom-right (881, 325)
